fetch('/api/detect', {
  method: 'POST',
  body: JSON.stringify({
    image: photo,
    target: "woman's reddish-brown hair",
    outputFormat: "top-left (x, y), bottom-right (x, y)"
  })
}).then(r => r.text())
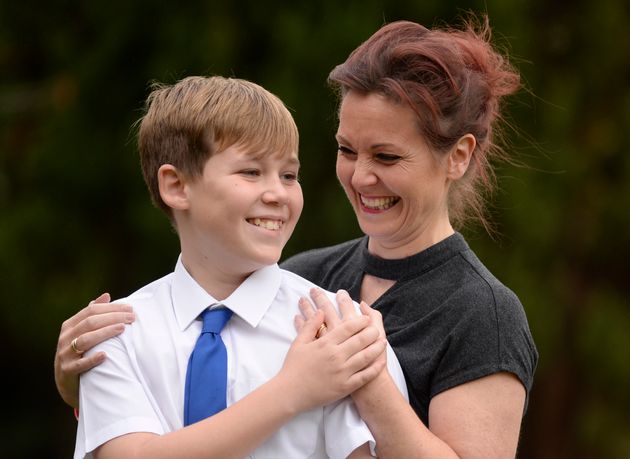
top-left (328, 16), bottom-right (520, 232)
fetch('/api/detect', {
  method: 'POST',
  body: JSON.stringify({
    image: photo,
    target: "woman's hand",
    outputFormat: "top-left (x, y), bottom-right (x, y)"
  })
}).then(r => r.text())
top-left (54, 293), bottom-right (135, 408)
top-left (278, 303), bottom-right (387, 414)
top-left (297, 288), bottom-right (388, 369)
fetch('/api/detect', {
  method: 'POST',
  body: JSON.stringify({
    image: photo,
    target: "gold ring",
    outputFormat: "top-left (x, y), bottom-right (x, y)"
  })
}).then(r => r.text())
top-left (315, 323), bottom-right (327, 339)
top-left (71, 337), bottom-right (84, 355)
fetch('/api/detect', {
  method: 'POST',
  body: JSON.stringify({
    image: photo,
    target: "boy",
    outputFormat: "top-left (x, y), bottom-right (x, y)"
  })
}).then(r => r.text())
top-left (74, 76), bottom-right (407, 459)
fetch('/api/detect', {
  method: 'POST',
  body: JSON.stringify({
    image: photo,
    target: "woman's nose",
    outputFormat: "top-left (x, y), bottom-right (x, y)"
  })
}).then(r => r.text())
top-left (350, 158), bottom-right (378, 188)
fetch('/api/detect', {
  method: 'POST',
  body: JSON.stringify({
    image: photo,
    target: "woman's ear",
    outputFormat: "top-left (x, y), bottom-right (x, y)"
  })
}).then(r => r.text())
top-left (158, 164), bottom-right (190, 211)
top-left (447, 134), bottom-right (476, 180)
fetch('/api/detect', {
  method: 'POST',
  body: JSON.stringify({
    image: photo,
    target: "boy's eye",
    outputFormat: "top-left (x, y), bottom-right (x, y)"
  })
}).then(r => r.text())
top-left (241, 169), bottom-right (261, 176)
top-left (282, 172), bottom-right (299, 182)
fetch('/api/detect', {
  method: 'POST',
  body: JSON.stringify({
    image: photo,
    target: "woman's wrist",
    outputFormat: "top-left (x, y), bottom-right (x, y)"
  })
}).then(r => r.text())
top-left (352, 367), bottom-right (396, 409)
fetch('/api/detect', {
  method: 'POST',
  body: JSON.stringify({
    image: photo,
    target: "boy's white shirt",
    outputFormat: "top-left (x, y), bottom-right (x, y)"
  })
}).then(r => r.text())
top-left (74, 256), bottom-right (408, 459)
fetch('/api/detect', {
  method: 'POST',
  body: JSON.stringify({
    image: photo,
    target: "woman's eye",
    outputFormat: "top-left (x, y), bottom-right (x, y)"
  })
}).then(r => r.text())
top-left (337, 146), bottom-right (356, 156)
top-left (375, 153), bottom-right (401, 162)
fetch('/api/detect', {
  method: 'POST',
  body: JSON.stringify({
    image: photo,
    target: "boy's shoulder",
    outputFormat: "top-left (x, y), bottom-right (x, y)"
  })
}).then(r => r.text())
top-left (112, 271), bottom-right (175, 311)
top-left (278, 268), bottom-right (351, 311)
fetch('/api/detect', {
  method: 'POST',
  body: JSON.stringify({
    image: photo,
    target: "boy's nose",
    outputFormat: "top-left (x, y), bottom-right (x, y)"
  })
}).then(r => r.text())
top-left (262, 177), bottom-right (289, 204)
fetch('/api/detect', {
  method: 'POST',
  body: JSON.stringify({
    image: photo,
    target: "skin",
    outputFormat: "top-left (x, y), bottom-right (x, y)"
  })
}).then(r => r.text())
top-left (79, 144), bottom-right (383, 458)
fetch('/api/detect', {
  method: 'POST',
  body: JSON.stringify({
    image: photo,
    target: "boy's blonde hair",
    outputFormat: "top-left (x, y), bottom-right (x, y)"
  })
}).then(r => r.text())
top-left (138, 76), bottom-right (299, 216)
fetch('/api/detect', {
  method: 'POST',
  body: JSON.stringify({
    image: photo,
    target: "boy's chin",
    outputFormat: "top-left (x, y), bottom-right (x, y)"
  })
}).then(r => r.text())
top-left (246, 251), bottom-right (283, 271)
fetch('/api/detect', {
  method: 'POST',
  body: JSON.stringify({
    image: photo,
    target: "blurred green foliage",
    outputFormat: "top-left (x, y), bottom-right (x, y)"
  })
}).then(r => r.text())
top-left (1, 1), bottom-right (629, 457)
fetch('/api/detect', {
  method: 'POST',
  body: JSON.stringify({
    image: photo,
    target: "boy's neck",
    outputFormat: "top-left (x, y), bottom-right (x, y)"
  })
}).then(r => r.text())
top-left (180, 252), bottom-right (253, 301)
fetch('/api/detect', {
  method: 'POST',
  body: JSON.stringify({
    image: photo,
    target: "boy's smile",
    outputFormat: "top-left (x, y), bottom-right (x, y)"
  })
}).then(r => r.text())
top-left (246, 217), bottom-right (284, 231)
top-left (177, 143), bottom-right (303, 284)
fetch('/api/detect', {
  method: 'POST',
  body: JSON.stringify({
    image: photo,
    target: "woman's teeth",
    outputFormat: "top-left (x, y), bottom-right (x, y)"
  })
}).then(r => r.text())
top-left (360, 196), bottom-right (399, 210)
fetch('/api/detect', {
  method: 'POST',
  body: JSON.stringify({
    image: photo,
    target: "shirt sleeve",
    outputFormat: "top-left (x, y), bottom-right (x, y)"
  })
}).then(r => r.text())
top-left (323, 343), bottom-right (408, 458)
top-left (430, 284), bottom-right (537, 400)
top-left (324, 397), bottom-right (375, 459)
top-left (386, 343), bottom-right (409, 400)
top-left (73, 330), bottom-right (164, 459)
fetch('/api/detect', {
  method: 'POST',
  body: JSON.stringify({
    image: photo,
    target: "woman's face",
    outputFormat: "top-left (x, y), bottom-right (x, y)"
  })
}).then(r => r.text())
top-left (335, 91), bottom-right (453, 258)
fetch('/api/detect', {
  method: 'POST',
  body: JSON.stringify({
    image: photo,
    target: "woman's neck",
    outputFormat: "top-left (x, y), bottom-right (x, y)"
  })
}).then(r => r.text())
top-left (367, 222), bottom-right (455, 260)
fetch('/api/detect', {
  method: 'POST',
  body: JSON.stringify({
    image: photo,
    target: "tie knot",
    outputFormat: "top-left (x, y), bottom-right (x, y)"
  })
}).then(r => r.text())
top-left (200, 308), bottom-right (233, 334)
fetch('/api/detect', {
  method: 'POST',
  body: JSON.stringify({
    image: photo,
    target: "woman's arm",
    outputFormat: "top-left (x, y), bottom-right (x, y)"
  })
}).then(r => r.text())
top-left (352, 367), bottom-right (525, 458)
top-left (54, 293), bottom-right (135, 408)
top-left (304, 289), bottom-right (527, 459)
top-left (92, 311), bottom-right (386, 459)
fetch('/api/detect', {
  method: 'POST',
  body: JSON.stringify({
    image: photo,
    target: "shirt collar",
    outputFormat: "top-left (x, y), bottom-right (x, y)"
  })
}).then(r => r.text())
top-left (172, 255), bottom-right (282, 331)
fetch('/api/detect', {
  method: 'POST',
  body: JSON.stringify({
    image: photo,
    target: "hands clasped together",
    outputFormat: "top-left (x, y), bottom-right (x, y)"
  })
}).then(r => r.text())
top-left (54, 289), bottom-right (388, 411)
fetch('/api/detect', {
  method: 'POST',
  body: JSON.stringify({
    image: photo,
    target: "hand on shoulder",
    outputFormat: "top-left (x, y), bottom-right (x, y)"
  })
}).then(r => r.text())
top-left (54, 293), bottom-right (135, 407)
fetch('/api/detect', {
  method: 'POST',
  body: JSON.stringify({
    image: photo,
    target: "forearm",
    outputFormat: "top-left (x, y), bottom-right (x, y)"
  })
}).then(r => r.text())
top-left (352, 372), bottom-right (459, 459)
top-left (97, 374), bottom-right (300, 459)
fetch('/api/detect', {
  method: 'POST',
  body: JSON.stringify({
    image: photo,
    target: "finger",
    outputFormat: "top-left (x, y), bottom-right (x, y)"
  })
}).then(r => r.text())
top-left (71, 309), bottom-right (135, 340)
top-left (294, 315), bottom-right (306, 332)
top-left (344, 349), bottom-right (388, 390)
top-left (309, 288), bottom-right (342, 328)
top-left (298, 297), bottom-right (317, 320)
top-left (359, 300), bottom-right (371, 316)
top-left (292, 309), bottom-right (325, 344)
top-left (336, 323), bottom-right (380, 358)
top-left (359, 301), bottom-right (385, 337)
top-left (344, 337), bottom-right (387, 373)
top-left (92, 292), bottom-right (111, 304)
top-left (60, 309), bottom-right (134, 351)
top-left (74, 323), bottom-right (127, 354)
top-left (323, 315), bottom-right (370, 345)
top-left (63, 293), bottom-right (115, 328)
top-left (336, 289), bottom-right (358, 319)
top-left (65, 351), bottom-right (108, 376)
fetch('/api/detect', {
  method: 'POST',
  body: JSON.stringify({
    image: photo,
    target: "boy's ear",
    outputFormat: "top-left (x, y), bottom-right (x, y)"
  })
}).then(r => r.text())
top-left (158, 164), bottom-right (190, 210)
top-left (446, 133), bottom-right (476, 180)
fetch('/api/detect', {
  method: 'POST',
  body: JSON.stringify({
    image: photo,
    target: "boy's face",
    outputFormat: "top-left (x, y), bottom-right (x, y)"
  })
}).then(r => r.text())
top-left (182, 143), bottom-right (303, 274)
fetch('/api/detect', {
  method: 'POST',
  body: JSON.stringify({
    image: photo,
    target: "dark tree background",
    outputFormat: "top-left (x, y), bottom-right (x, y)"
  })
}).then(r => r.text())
top-left (1, 1), bottom-right (629, 457)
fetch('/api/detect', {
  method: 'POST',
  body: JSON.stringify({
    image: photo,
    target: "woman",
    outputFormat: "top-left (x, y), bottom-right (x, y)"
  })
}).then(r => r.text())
top-left (56, 17), bottom-right (537, 458)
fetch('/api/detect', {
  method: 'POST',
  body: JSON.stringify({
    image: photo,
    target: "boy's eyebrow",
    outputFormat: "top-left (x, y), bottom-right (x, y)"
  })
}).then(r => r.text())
top-left (286, 157), bottom-right (300, 167)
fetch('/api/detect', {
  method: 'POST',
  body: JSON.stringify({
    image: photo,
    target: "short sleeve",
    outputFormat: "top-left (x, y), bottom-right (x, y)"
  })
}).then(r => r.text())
top-left (73, 332), bottom-right (164, 459)
top-left (323, 397), bottom-right (374, 459)
top-left (430, 284), bottom-right (537, 401)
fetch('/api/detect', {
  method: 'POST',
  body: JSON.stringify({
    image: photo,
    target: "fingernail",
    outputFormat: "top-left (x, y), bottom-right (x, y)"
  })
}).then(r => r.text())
top-left (125, 313), bottom-right (135, 323)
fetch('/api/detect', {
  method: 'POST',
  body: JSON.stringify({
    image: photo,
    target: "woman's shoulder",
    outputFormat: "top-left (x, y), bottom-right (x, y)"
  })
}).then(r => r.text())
top-left (453, 247), bottom-right (525, 315)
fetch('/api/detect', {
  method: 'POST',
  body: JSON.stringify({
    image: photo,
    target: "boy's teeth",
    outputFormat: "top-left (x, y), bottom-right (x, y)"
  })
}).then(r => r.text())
top-left (250, 218), bottom-right (282, 230)
top-left (360, 196), bottom-right (398, 210)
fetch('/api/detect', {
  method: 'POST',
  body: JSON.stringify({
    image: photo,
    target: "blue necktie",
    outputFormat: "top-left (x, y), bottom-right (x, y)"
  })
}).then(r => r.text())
top-left (184, 306), bottom-right (233, 426)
